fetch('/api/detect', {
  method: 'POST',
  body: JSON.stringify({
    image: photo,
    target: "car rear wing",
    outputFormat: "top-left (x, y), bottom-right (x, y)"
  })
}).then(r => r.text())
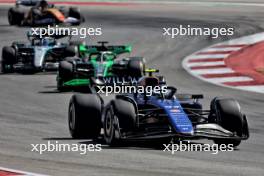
top-left (80, 41), bottom-right (132, 55)
top-left (16, 0), bottom-right (40, 6)
top-left (82, 45), bottom-right (132, 54)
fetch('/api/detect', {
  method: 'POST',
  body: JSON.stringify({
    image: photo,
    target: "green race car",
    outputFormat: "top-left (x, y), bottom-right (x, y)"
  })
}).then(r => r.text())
top-left (57, 41), bottom-right (146, 92)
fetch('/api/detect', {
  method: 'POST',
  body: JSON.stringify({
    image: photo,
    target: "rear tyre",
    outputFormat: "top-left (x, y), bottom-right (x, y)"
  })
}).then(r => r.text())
top-left (68, 7), bottom-right (84, 24)
top-left (127, 57), bottom-right (145, 77)
top-left (1, 46), bottom-right (16, 73)
top-left (209, 97), bottom-right (247, 147)
top-left (8, 8), bottom-right (24, 26)
top-left (68, 94), bottom-right (102, 139)
top-left (8, 8), bottom-right (15, 25)
top-left (64, 45), bottom-right (78, 57)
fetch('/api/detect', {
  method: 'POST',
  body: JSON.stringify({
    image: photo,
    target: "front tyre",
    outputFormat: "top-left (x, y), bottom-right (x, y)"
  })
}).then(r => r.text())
top-left (8, 8), bottom-right (15, 25)
top-left (68, 94), bottom-right (102, 139)
top-left (8, 8), bottom-right (24, 26)
top-left (57, 60), bottom-right (74, 91)
top-left (1, 46), bottom-right (16, 73)
top-left (68, 7), bottom-right (84, 24)
top-left (209, 97), bottom-right (249, 147)
top-left (104, 99), bottom-right (136, 146)
top-left (127, 57), bottom-right (145, 77)
top-left (103, 104), bottom-right (119, 145)
top-left (112, 99), bottom-right (136, 131)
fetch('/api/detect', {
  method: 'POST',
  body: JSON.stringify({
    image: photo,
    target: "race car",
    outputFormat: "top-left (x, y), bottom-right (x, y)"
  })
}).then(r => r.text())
top-left (8, 0), bottom-right (84, 26)
top-left (1, 32), bottom-right (80, 73)
top-left (57, 41), bottom-right (146, 91)
top-left (67, 69), bottom-right (249, 147)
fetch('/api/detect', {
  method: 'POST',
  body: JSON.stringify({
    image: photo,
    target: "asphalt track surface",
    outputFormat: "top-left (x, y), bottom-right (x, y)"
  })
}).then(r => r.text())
top-left (0, 2), bottom-right (264, 176)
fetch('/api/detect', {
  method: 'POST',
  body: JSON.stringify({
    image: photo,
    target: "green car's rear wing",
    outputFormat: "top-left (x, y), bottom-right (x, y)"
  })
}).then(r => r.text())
top-left (79, 43), bottom-right (132, 55)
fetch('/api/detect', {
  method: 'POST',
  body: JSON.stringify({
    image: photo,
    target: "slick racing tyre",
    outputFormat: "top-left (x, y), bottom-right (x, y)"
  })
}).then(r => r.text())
top-left (64, 45), bottom-right (79, 57)
top-left (68, 94), bottom-right (102, 139)
top-left (209, 97), bottom-right (249, 147)
top-left (68, 7), bottom-right (84, 24)
top-left (103, 103), bottom-right (120, 146)
top-left (127, 57), bottom-right (145, 77)
top-left (1, 46), bottom-right (16, 73)
top-left (8, 8), bottom-right (24, 26)
top-left (112, 99), bottom-right (136, 131)
top-left (57, 59), bottom-right (74, 91)
top-left (104, 99), bottom-right (136, 145)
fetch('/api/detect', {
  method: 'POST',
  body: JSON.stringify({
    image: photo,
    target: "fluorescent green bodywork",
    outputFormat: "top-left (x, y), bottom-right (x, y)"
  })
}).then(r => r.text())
top-left (79, 44), bottom-right (132, 58)
top-left (63, 79), bottom-right (90, 86)
top-left (90, 56), bottom-right (114, 77)
top-left (59, 44), bottom-right (132, 88)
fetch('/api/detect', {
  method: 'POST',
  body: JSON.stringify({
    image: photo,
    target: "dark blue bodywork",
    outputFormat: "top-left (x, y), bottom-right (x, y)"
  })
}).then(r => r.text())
top-left (135, 95), bottom-right (194, 135)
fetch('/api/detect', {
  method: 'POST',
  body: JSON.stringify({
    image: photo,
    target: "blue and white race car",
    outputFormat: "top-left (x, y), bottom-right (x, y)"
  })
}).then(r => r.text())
top-left (1, 32), bottom-right (79, 73)
top-left (67, 69), bottom-right (249, 147)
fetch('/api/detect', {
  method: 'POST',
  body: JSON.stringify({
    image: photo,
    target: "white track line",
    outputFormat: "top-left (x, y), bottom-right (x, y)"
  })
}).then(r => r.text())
top-left (201, 47), bottom-right (242, 52)
top-left (206, 76), bottom-right (253, 84)
top-left (187, 54), bottom-right (229, 60)
top-left (187, 61), bottom-right (225, 67)
top-left (191, 68), bottom-right (234, 75)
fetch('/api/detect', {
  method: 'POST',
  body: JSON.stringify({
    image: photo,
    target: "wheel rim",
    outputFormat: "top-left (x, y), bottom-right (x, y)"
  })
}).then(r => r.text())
top-left (69, 103), bottom-right (76, 131)
top-left (105, 108), bottom-right (113, 138)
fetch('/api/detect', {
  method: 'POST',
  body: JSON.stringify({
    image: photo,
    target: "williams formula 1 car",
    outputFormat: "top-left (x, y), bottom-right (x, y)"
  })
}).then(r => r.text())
top-left (8, 0), bottom-right (84, 26)
top-left (57, 41), bottom-right (146, 91)
top-left (67, 69), bottom-right (249, 147)
top-left (1, 32), bottom-right (79, 73)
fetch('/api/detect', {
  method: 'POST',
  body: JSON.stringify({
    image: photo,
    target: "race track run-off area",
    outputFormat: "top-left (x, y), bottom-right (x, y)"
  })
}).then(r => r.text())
top-left (183, 32), bottom-right (264, 94)
top-left (0, 0), bottom-right (264, 176)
